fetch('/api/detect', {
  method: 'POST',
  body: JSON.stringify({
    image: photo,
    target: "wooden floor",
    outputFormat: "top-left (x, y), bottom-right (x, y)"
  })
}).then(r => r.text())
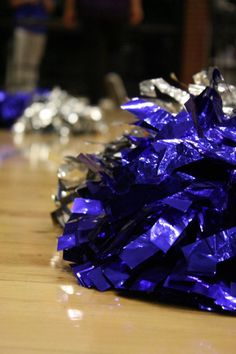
top-left (1, 114), bottom-right (236, 354)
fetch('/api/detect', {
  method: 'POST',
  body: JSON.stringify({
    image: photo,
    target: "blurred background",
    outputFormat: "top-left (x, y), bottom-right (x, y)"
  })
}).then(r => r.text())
top-left (0, 0), bottom-right (236, 101)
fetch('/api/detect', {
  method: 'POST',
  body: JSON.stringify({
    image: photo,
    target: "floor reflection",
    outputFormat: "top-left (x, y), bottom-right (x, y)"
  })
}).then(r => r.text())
top-left (49, 250), bottom-right (236, 354)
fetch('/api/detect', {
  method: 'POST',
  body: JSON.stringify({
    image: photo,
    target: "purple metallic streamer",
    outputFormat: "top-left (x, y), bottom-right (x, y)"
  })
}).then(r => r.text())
top-left (54, 70), bottom-right (236, 314)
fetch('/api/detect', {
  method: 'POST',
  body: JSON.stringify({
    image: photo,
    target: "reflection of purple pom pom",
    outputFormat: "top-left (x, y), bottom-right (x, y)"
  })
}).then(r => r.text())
top-left (55, 71), bottom-right (236, 314)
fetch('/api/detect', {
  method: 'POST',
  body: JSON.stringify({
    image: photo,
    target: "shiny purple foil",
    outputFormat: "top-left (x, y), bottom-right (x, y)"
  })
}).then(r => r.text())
top-left (0, 91), bottom-right (31, 127)
top-left (56, 70), bottom-right (236, 314)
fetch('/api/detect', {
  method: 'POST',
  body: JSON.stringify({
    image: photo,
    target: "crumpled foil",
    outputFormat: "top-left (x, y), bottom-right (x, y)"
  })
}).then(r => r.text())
top-left (141, 68), bottom-right (236, 116)
top-left (53, 68), bottom-right (236, 314)
top-left (11, 88), bottom-right (105, 135)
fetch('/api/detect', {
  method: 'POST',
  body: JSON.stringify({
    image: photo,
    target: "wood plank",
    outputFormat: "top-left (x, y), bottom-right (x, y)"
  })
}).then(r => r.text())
top-left (0, 116), bottom-right (236, 353)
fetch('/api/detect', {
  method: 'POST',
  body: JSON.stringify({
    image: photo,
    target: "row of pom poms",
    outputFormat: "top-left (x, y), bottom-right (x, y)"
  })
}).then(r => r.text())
top-left (0, 88), bottom-right (105, 135)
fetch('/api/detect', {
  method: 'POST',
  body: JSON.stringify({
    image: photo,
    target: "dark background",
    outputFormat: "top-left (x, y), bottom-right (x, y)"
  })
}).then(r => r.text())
top-left (0, 0), bottom-right (184, 97)
top-left (1, 0), bottom-right (236, 96)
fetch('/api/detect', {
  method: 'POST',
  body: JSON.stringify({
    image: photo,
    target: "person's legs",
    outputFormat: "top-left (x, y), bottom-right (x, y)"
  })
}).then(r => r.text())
top-left (24, 30), bottom-right (46, 91)
top-left (5, 28), bottom-right (46, 92)
top-left (5, 28), bottom-right (27, 91)
top-left (80, 19), bottom-right (126, 104)
top-left (81, 21), bottom-right (107, 104)
top-left (104, 21), bottom-right (125, 74)
top-left (102, 21), bottom-right (127, 105)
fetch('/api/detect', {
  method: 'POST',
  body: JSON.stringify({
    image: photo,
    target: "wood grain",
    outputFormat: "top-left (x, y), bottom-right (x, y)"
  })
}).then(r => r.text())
top-left (0, 118), bottom-right (236, 354)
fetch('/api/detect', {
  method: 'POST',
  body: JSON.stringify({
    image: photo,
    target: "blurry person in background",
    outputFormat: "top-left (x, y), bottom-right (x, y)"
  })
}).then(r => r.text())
top-left (63, 0), bottom-right (144, 104)
top-left (5, 0), bottom-right (55, 92)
